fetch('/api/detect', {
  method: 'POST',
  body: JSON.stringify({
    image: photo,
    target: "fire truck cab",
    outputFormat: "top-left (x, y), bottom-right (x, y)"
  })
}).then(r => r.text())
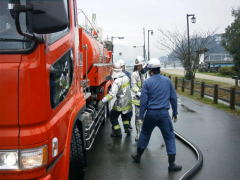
top-left (0, 0), bottom-right (112, 179)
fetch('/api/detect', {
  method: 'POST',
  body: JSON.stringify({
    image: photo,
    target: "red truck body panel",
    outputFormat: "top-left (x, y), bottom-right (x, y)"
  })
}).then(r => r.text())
top-left (0, 61), bottom-right (19, 146)
top-left (0, 0), bottom-right (112, 179)
top-left (80, 29), bottom-right (112, 86)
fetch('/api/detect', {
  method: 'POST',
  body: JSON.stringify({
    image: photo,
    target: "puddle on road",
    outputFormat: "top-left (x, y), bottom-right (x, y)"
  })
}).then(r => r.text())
top-left (178, 96), bottom-right (196, 113)
top-left (180, 104), bottom-right (196, 113)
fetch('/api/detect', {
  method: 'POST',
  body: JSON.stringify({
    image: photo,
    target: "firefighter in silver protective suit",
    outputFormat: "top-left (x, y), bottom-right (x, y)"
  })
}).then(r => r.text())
top-left (131, 56), bottom-right (147, 141)
top-left (118, 59), bottom-right (133, 129)
top-left (98, 61), bottom-right (132, 137)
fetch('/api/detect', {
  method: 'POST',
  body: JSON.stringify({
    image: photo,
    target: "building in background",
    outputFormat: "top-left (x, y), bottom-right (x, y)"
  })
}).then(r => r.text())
top-left (162, 34), bottom-right (233, 70)
top-left (204, 34), bottom-right (233, 68)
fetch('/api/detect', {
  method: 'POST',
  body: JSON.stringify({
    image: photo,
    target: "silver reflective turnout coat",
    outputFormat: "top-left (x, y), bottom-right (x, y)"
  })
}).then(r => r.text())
top-left (131, 71), bottom-right (145, 106)
top-left (102, 72), bottom-right (132, 114)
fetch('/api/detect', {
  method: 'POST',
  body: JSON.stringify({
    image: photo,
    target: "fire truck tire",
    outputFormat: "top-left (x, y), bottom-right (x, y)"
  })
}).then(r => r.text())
top-left (69, 126), bottom-right (85, 180)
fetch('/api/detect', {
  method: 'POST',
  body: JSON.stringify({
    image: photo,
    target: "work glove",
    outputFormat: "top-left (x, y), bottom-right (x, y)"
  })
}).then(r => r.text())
top-left (136, 92), bottom-right (141, 98)
top-left (172, 115), bottom-right (178, 123)
top-left (97, 100), bottom-right (104, 109)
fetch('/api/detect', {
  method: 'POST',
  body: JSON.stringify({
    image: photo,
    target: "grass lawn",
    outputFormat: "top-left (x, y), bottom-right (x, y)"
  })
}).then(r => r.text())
top-left (196, 71), bottom-right (233, 78)
top-left (162, 72), bottom-right (240, 90)
top-left (162, 72), bottom-right (240, 116)
top-left (177, 90), bottom-right (240, 117)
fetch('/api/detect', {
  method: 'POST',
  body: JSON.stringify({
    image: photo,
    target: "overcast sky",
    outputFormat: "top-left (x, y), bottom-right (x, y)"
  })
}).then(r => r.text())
top-left (78, 0), bottom-right (240, 63)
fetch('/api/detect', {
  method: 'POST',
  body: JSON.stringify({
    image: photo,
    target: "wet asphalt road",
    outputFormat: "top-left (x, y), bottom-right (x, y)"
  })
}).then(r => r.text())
top-left (85, 95), bottom-right (240, 180)
top-left (176, 96), bottom-right (240, 180)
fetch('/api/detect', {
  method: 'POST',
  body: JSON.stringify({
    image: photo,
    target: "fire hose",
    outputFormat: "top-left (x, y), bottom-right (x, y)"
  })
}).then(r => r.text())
top-left (174, 130), bottom-right (203, 180)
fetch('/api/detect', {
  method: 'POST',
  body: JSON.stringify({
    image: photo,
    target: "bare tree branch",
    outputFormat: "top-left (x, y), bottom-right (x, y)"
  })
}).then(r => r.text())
top-left (156, 29), bottom-right (215, 79)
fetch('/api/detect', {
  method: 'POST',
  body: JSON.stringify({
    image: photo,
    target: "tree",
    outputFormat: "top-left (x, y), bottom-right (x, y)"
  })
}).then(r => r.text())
top-left (156, 29), bottom-right (214, 79)
top-left (222, 8), bottom-right (240, 75)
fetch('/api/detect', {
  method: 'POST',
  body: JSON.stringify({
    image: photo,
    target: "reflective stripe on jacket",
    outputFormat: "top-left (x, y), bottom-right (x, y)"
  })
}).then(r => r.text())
top-left (131, 71), bottom-right (145, 106)
top-left (102, 72), bottom-right (132, 114)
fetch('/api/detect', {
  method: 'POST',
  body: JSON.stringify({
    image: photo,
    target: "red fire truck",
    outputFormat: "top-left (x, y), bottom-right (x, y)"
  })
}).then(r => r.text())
top-left (0, 0), bottom-right (113, 179)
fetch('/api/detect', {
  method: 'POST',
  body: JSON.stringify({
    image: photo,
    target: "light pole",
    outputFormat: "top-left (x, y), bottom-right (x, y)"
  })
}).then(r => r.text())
top-left (147, 30), bottom-right (153, 60)
top-left (143, 28), bottom-right (146, 62)
top-left (186, 14), bottom-right (196, 75)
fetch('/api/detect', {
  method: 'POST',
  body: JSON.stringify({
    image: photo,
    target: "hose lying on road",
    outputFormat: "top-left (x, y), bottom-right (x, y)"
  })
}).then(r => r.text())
top-left (174, 131), bottom-right (203, 180)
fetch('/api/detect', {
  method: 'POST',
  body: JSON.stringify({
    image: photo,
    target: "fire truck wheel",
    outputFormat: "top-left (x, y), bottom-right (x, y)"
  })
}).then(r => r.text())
top-left (69, 126), bottom-right (85, 180)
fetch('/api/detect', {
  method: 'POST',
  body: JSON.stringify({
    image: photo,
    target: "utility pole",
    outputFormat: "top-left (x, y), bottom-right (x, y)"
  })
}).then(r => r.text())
top-left (186, 14), bottom-right (196, 76)
top-left (143, 28), bottom-right (146, 62)
top-left (147, 30), bottom-right (153, 60)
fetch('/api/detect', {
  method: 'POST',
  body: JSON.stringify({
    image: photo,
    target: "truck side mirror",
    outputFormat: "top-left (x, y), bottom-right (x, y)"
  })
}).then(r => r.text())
top-left (28, 0), bottom-right (69, 34)
top-left (9, 0), bottom-right (69, 42)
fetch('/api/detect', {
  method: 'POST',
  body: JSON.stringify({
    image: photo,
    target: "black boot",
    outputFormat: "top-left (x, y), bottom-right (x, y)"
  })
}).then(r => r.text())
top-left (111, 129), bottom-right (122, 137)
top-left (124, 128), bottom-right (131, 135)
top-left (168, 154), bottom-right (182, 172)
top-left (131, 148), bottom-right (144, 163)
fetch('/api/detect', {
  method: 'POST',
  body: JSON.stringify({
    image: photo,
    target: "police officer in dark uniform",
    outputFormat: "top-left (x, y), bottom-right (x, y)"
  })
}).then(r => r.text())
top-left (131, 58), bottom-right (182, 172)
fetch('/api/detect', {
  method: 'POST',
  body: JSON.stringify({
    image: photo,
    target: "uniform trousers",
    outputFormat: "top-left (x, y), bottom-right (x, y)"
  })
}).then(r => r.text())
top-left (110, 109), bottom-right (132, 130)
top-left (137, 109), bottom-right (176, 155)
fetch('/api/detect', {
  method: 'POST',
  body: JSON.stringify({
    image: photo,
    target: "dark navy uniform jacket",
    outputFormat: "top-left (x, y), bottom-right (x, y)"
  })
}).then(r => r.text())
top-left (139, 74), bottom-right (178, 119)
top-left (124, 70), bottom-right (131, 87)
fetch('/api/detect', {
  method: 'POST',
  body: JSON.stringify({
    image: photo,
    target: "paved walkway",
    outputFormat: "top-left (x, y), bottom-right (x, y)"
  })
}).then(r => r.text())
top-left (162, 69), bottom-right (235, 85)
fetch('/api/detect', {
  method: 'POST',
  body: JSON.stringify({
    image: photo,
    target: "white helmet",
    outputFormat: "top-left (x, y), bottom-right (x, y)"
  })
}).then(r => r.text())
top-left (112, 61), bottom-right (122, 72)
top-left (112, 62), bottom-right (124, 79)
top-left (147, 58), bottom-right (161, 68)
top-left (134, 56), bottom-right (144, 66)
top-left (118, 59), bottom-right (125, 67)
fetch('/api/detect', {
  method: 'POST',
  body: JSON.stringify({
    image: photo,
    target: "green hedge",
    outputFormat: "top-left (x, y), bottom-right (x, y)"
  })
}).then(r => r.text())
top-left (219, 67), bottom-right (236, 76)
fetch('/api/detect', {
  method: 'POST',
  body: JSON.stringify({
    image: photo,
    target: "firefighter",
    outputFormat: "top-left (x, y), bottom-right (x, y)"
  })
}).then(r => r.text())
top-left (118, 59), bottom-right (131, 84)
top-left (118, 59), bottom-right (133, 129)
top-left (131, 58), bottom-right (182, 172)
top-left (98, 61), bottom-right (132, 137)
top-left (131, 56), bottom-right (146, 141)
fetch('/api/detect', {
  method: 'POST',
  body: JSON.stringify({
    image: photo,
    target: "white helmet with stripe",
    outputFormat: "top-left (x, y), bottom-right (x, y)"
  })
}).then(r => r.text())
top-left (112, 61), bottom-right (122, 71)
top-left (147, 58), bottom-right (161, 68)
top-left (134, 56), bottom-right (144, 66)
top-left (118, 59), bottom-right (125, 67)
top-left (112, 61), bottom-right (124, 79)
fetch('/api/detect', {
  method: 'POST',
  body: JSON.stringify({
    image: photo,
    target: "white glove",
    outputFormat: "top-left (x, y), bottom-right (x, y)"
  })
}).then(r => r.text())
top-left (136, 92), bottom-right (141, 98)
top-left (172, 115), bottom-right (178, 123)
top-left (137, 119), bottom-right (143, 125)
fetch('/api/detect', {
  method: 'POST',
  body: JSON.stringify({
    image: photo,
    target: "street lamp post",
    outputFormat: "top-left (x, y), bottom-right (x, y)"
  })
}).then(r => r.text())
top-left (143, 28), bottom-right (146, 62)
top-left (186, 14), bottom-right (196, 76)
top-left (147, 30), bottom-right (153, 60)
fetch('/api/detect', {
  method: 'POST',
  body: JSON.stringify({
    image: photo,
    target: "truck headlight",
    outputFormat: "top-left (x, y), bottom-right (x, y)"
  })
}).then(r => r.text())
top-left (0, 145), bottom-right (48, 170)
top-left (0, 151), bottom-right (18, 170)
